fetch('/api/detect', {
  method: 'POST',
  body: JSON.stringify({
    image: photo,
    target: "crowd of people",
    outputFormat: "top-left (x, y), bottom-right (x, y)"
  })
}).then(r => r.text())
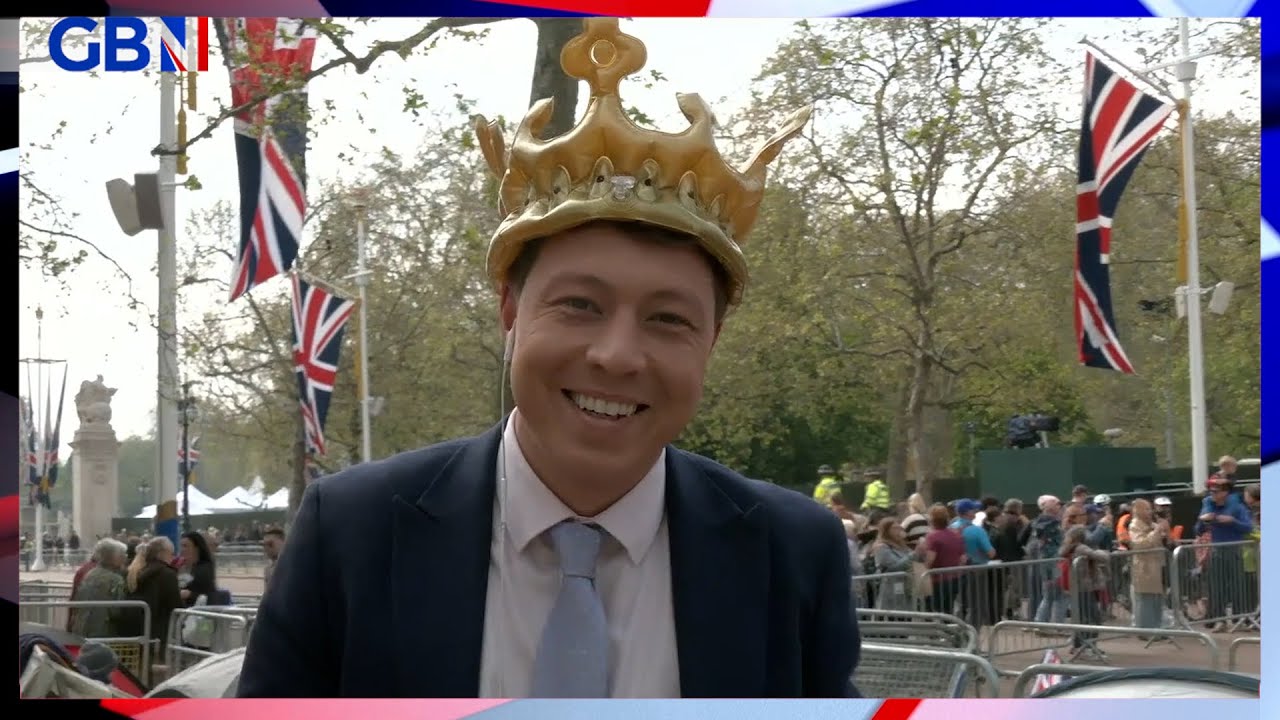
top-left (62, 525), bottom-right (286, 658)
top-left (818, 461), bottom-right (1261, 659)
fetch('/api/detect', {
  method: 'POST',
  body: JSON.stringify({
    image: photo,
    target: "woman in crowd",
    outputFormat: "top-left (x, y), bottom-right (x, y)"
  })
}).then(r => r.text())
top-left (871, 517), bottom-right (918, 611)
top-left (178, 531), bottom-right (218, 607)
top-left (1061, 525), bottom-right (1110, 654)
top-left (920, 504), bottom-right (966, 616)
top-left (1125, 498), bottom-right (1168, 632)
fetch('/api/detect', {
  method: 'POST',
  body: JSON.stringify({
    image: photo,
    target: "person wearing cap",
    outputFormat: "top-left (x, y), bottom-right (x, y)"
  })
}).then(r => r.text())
top-left (238, 19), bottom-right (857, 699)
top-left (860, 470), bottom-right (890, 515)
top-left (1194, 475), bottom-right (1253, 630)
top-left (813, 465), bottom-right (841, 505)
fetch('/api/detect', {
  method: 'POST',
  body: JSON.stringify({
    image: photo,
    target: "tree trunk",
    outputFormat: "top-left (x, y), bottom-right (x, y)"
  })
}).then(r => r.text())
top-left (528, 19), bottom-right (582, 139)
top-left (905, 348), bottom-right (935, 503)
top-left (885, 373), bottom-right (912, 501)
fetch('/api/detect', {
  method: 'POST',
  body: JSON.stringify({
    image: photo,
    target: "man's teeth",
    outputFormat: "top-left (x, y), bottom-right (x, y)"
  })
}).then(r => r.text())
top-left (571, 393), bottom-right (638, 418)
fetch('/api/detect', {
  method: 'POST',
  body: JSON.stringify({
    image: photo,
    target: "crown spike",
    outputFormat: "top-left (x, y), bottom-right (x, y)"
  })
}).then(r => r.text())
top-left (560, 18), bottom-right (647, 98)
top-left (478, 18), bottom-right (812, 307)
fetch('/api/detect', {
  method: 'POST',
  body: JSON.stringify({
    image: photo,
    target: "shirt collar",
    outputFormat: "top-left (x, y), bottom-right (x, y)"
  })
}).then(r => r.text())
top-left (499, 409), bottom-right (667, 565)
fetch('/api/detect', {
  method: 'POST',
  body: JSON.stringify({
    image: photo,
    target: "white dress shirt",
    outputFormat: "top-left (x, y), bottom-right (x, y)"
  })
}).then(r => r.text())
top-left (478, 411), bottom-right (681, 698)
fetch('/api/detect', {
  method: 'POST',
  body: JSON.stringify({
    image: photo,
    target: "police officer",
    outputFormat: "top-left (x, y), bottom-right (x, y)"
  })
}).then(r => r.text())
top-left (813, 465), bottom-right (841, 505)
top-left (860, 470), bottom-right (890, 515)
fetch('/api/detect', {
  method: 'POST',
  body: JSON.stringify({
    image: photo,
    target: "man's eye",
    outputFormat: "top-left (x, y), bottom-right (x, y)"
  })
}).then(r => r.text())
top-left (653, 312), bottom-right (689, 326)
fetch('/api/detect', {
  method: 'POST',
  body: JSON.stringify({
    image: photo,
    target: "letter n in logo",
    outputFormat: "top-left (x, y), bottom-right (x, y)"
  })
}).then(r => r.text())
top-left (158, 17), bottom-right (210, 72)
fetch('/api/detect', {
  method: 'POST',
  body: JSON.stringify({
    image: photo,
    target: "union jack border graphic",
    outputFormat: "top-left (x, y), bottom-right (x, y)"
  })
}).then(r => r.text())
top-left (216, 18), bottom-right (318, 303)
top-left (1075, 53), bottom-right (1174, 374)
top-left (291, 273), bottom-right (357, 457)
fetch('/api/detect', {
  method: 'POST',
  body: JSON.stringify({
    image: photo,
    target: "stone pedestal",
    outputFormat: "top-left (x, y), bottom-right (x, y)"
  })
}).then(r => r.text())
top-left (70, 426), bottom-right (121, 542)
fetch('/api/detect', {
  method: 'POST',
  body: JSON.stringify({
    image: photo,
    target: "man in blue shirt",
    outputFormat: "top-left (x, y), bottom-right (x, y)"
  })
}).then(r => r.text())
top-left (1194, 477), bottom-right (1254, 630)
top-left (953, 499), bottom-right (997, 627)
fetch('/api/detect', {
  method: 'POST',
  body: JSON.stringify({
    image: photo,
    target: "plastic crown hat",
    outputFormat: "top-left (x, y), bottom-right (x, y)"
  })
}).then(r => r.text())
top-left (474, 18), bottom-right (812, 306)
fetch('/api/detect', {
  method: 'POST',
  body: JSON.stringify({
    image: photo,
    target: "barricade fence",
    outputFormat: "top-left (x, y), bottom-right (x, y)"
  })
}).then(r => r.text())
top-left (19, 548), bottom-right (271, 572)
top-left (1012, 663), bottom-right (1117, 697)
top-left (850, 540), bottom-right (1259, 636)
top-left (19, 600), bottom-right (153, 685)
top-left (985, 621), bottom-right (1220, 677)
top-left (1170, 540), bottom-right (1261, 631)
top-left (166, 608), bottom-right (252, 674)
top-left (1227, 636), bottom-right (1261, 672)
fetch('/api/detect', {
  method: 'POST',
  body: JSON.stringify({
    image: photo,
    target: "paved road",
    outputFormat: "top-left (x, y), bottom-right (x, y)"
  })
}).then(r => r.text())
top-left (21, 568), bottom-right (1259, 696)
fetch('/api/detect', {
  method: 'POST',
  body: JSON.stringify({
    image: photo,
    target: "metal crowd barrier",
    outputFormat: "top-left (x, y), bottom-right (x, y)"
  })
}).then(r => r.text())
top-left (1170, 540), bottom-right (1261, 631)
top-left (984, 621), bottom-right (1219, 677)
top-left (165, 608), bottom-right (251, 674)
top-left (1228, 636), bottom-right (1261, 672)
top-left (855, 609), bottom-right (978, 652)
top-left (1012, 663), bottom-right (1115, 697)
top-left (856, 642), bottom-right (1001, 698)
top-left (19, 600), bottom-right (153, 684)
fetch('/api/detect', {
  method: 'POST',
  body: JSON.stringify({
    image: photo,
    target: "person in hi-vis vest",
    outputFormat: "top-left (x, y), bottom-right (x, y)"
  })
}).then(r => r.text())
top-left (860, 470), bottom-right (890, 514)
top-left (812, 465), bottom-right (841, 505)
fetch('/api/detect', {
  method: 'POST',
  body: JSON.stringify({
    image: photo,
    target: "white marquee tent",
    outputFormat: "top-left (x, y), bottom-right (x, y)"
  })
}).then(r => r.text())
top-left (133, 485), bottom-right (221, 519)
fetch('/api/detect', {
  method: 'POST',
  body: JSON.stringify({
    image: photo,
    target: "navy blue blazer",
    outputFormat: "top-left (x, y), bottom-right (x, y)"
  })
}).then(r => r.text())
top-left (236, 421), bottom-right (861, 697)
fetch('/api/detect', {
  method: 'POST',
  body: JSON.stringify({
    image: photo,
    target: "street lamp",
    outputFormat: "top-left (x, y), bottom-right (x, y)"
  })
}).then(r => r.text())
top-left (178, 382), bottom-right (198, 533)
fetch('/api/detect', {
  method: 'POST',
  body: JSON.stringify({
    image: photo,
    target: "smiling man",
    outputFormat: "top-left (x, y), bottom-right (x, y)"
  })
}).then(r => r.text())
top-left (237, 18), bottom-right (859, 699)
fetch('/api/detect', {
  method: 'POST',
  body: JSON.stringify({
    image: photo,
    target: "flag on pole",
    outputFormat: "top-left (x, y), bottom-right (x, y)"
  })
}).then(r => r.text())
top-left (22, 396), bottom-right (40, 501)
top-left (1075, 52), bottom-right (1175, 374)
top-left (40, 366), bottom-right (69, 508)
top-left (216, 18), bottom-right (319, 303)
top-left (290, 273), bottom-right (357, 456)
top-left (179, 435), bottom-right (202, 485)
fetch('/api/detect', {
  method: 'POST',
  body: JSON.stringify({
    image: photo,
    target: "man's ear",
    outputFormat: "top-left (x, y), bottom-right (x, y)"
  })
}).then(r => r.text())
top-left (499, 283), bottom-right (518, 333)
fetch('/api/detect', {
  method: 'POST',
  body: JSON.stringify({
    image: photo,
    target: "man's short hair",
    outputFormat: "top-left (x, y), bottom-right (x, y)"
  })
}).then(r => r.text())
top-left (506, 221), bottom-right (732, 324)
top-left (264, 527), bottom-right (285, 540)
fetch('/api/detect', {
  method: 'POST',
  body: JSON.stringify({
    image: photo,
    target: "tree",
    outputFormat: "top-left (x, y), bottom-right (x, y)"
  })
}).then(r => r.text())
top-left (750, 18), bottom-right (1063, 500)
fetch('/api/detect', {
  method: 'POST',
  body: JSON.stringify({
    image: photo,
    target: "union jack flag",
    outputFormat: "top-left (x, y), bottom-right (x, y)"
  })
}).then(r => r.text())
top-left (216, 18), bottom-right (318, 303)
top-left (22, 396), bottom-right (39, 489)
top-left (291, 273), bottom-right (357, 456)
top-left (179, 435), bottom-right (201, 483)
top-left (1075, 53), bottom-right (1174, 374)
top-left (1030, 648), bottom-right (1064, 695)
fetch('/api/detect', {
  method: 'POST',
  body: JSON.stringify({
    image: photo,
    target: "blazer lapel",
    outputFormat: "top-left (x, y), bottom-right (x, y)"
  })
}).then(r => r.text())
top-left (666, 451), bottom-right (770, 698)
top-left (390, 421), bottom-right (503, 697)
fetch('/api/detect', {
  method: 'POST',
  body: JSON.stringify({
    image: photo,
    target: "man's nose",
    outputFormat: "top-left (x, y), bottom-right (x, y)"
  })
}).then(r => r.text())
top-left (585, 314), bottom-right (646, 375)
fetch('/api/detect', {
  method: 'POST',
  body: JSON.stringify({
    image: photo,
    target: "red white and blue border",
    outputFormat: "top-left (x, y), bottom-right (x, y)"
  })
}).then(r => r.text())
top-left (6, 0), bottom-right (1270, 716)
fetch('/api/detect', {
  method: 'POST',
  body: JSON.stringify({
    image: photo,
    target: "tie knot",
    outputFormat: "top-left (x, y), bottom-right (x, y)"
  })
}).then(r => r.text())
top-left (549, 521), bottom-right (603, 579)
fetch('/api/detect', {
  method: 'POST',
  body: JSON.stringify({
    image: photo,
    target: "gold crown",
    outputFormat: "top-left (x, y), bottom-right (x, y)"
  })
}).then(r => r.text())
top-left (474, 18), bottom-right (811, 306)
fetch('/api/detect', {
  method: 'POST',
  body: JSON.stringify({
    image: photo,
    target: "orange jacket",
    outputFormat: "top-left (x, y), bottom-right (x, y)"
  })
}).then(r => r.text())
top-left (1116, 514), bottom-right (1132, 544)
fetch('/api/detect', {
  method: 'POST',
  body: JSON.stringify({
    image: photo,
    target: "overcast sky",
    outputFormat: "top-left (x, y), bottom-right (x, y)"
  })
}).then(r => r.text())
top-left (18, 17), bottom-right (1257, 461)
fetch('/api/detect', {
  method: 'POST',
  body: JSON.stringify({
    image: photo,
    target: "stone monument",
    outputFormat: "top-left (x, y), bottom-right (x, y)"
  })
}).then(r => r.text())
top-left (69, 375), bottom-right (121, 543)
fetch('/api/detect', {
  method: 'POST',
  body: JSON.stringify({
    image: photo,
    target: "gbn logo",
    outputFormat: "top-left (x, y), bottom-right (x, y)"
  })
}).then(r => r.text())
top-left (49, 17), bottom-right (210, 73)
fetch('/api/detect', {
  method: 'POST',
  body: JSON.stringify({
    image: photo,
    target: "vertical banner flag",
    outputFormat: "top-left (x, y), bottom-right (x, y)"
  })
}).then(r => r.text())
top-left (216, 18), bottom-right (319, 302)
top-left (23, 396), bottom-right (40, 505)
top-left (179, 435), bottom-right (202, 485)
top-left (1075, 52), bottom-right (1174, 374)
top-left (290, 273), bottom-right (357, 457)
top-left (40, 367), bottom-right (68, 508)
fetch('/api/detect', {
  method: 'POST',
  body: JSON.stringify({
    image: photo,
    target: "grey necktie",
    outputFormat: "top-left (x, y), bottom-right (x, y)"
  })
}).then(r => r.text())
top-left (530, 520), bottom-right (609, 698)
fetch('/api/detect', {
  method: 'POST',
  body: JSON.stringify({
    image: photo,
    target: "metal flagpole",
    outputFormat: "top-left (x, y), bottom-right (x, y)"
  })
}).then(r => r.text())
top-left (1171, 18), bottom-right (1210, 495)
top-left (351, 199), bottom-right (373, 463)
top-left (155, 70), bottom-right (182, 548)
top-left (31, 307), bottom-right (47, 572)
